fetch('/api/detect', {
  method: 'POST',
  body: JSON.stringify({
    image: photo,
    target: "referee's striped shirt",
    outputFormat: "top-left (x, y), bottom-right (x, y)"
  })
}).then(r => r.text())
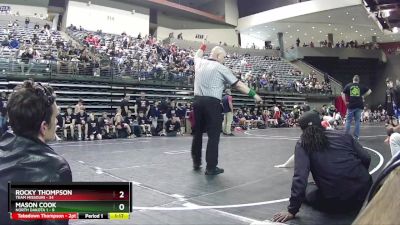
top-left (194, 57), bottom-right (239, 100)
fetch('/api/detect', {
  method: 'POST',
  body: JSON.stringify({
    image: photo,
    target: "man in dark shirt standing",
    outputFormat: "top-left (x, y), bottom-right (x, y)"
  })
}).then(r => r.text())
top-left (273, 111), bottom-right (372, 223)
top-left (135, 92), bottom-right (149, 116)
top-left (120, 94), bottom-right (130, 117)
top-left (342, 75), bottom-right (371, 139)
top-left (385, 79), bottom-right (395, 125)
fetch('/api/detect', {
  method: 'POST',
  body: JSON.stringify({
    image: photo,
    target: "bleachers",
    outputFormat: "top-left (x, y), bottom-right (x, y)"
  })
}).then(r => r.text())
top-left (225, 56), bottom-right (299, 84)
top-left (0, 15), bottom-right (332, 113)
top-left (0, 73), bottom-right (309, 115)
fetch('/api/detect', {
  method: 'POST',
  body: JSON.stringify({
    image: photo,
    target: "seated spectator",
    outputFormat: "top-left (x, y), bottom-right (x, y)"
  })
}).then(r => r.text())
top-left (125, 110), bottom-right (141, 137)
top-left (273, 111), bottom-right (372, 223)
top-left (20, 47), bottom-right (34, 74)
top-left (138, 111), bottom-right (151, 137)
top-left (63, 107), bottom-right (75, 140)
top-left (74, 108), bottom-right (88, 141)
top-left (165, 116), bottom-right (181, 137)
top-left (55, 107), bottom-right (63, 141)
top-left (87, 113), bottom-right (102, 141)
top-left (148, 102), bottom-right (161, 134)
top-left (114, 114), bottom-right (131, 138)
top-left (99, 112), bottom-right (114, 139)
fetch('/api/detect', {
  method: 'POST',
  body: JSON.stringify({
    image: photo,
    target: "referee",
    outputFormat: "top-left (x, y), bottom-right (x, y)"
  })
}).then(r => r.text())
top-left (192, 37), bottom-right (262, 175)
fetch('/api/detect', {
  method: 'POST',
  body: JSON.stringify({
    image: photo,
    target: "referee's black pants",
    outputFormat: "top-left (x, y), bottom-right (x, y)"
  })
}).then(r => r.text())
top-left (191, 96), bottom-right (223, 169)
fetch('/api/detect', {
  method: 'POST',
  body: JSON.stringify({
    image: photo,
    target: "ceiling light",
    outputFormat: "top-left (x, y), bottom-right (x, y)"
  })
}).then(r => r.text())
top-left (328, 15), bottom-right (331, 18)
top-left (346, 12), bottom-right (349, 15)
top-left (393, 27), bottom-right (399, 33)
top-left (304, 33), bottom-right (307, 36)
top-left (288, 25), bottom-right (291, 28)
top-left (312, 26), bottom-right (316, 29)
top-left (334, 28), bottom-right (338, 31)
top-left (352, 18), bottom-right (355, 21)
top-left (272, 28), bottom-right (275, 31)
top-left (328, 24), bottom-right (331, 26)
top-left (370, 28), bottom-right (374, 31)
top-left (355, 30), bottom-right (358, 33)
top-left (360, 34), bottom-right (363, 37)
top-left (297, 29), bottom-right (300, 32)
top-left (350, 26), bottom-right (353, 29)
top-left (319, 30), bottom-right (322, 33)
top-left (374, 32), bottom-right (377, 35)
top-left (285, 31), bottom-right (289, 34)
top-left (340, 32), bottom-right (343, 35)
top-left (290, 35), bottom-right (293, 38)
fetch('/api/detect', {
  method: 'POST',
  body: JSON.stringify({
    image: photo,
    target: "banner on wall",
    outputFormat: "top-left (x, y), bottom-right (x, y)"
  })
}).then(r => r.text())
top-left (0, 6), bottom-right (11, 13)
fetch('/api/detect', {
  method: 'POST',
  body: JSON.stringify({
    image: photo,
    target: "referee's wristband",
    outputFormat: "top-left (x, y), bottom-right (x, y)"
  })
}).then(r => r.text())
top-left (248, 89), bottom-right (256, 98)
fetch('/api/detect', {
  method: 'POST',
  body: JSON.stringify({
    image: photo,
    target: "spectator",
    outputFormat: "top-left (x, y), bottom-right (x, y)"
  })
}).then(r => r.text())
top-left (63, 107), bottom-right (75, 140)
top-left (177, 33), bottom-right (183, 40)
top-left (74, 108), bottom-right (88, 141)
top-left (0, 80), bottom-right (72, 225)
top-left (20, 47), bottom-right (34, 74)
top-left (114, 114), bottom-right (131, 138)
top-left (222, 89), bottom-right (234, 136)
top-left (0, 92), bottom-right (7, 135)
top-left (135, 91), bottom-right (149, 116)
top-left (342, 75), bottom-right (372, 140)
top-left (24, 17), bottom-right (30, 28)
top-left (165, 116), bottom-right (181, 137)
top-left (138, 111), bottom-right (151, 137)
top-left (87, 113), bottom-right (102, 140)
top-left (99, 112), bottom-right (114, 139)
top-left (273, 111), bottom-right (372, 223)
top-left (120, 94), bottom-right (130, 117)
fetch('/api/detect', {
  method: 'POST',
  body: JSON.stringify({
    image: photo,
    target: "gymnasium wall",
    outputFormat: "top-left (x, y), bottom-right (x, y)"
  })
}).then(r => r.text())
top-left (65, 0), bottom-right (149, 36)
top-left (157, 26), bottom-right (238, 46)
top-left (240, 34), bottom-right (266, 49)
top-left (0, 0), bottom-right (49, 18)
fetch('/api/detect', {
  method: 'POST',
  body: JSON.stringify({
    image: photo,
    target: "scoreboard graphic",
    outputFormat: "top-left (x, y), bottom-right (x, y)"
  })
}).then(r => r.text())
top-left (8, 182), bottom-right (132, 220)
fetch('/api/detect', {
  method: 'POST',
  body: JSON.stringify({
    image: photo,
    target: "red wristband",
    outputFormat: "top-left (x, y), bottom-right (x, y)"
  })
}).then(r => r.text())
top-left (200, 44), bottom-right (207, 51)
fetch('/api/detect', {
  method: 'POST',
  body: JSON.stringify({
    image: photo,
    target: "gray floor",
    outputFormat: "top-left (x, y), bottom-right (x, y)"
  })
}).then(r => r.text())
top-left (51, 125), bottom-right (390, 225)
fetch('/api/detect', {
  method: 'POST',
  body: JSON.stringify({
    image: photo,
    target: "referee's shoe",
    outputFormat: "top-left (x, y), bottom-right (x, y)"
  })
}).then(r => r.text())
top-left (205, 167), bottom-right (224, 175)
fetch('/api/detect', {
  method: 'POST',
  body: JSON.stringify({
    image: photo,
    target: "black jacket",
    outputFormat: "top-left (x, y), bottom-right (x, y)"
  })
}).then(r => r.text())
top-left (288, 130), bottom-right (372, 215)
top-left (0, 132), bottom-right (72, 225)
